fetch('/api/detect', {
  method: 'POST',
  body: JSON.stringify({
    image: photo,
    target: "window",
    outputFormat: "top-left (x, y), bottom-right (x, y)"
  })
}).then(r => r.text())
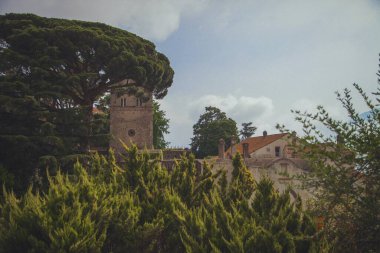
top-left (136, 98), bottom-right (143, 106)
top-left (275, 146), bottom-right (280, 157)
top-left (121, 98), bottom-right (127, 107)
top-left (128, 129), bottom-right (136, 137)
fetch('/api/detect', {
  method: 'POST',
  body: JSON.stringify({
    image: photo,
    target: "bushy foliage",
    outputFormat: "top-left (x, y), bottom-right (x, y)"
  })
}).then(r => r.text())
top-left (278, 58), bottom-right (380, 252)
top-left (191, 106), bottom-right (238, 158)
top-left (0, 146), bottom-right (318, 252)
top-left (153, 100), bottom-right (170, 149)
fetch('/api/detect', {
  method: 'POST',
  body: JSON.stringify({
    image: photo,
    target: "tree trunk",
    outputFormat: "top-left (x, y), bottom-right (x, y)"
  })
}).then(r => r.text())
top-left (81, 103), bottom-right (93, 152)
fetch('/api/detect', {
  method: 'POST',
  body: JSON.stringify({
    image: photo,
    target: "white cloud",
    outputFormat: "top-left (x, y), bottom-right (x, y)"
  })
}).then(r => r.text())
top-left (189, 94), bottom-right (274, 124)
top-left (205, 0), bottom-right (380, 37)
top-left (0, 0), bottom-right (209, 41)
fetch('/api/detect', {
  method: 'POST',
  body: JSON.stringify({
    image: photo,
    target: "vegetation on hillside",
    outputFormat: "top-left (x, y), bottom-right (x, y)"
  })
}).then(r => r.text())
top-left (0, 146), bottom-right (318, 252)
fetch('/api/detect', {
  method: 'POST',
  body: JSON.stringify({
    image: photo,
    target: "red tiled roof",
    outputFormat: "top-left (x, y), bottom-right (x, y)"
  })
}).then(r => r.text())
top-left (226, 133), bottom-right (288, 155)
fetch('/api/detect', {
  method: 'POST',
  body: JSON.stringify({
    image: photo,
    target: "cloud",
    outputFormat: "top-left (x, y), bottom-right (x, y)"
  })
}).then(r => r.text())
top-left (0, 0), bottom-right (209, 41)
top-left (189, 94), bottom-right (274, 124)
top-left (204, 0), bottom-right (380, 38)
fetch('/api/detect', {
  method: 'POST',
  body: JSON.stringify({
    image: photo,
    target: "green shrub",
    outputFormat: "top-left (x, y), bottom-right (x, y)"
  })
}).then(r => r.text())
top-left (0, 146), bottom-right (320, 252)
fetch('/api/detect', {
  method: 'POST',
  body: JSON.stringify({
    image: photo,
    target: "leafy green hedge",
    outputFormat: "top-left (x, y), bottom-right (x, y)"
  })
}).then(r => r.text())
top-left (0, 146), bottom-right (321, 252)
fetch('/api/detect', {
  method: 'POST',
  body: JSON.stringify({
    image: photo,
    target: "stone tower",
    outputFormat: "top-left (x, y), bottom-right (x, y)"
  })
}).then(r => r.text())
top-left (110, 88), bottom-right (153, 153)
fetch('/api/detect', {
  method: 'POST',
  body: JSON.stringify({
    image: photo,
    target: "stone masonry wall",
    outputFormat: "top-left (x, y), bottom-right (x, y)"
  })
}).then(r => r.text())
top-left (110, 91), bottom-right (153, 154)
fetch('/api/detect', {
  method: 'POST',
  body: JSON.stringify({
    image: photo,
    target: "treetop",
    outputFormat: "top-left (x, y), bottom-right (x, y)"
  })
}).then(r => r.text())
top-left (0, 13), bottom-right (174, 100)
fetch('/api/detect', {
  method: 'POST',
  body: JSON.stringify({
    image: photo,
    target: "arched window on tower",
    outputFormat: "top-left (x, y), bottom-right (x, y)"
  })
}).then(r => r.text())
top-left (136, 98), bottom-right (143, 106)
top-left (121, 98), bottom-right (127, 107)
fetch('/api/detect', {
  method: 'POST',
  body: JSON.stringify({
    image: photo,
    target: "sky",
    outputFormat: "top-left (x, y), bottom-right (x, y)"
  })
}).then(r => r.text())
top-left (1, 0), bottom-right (380, 147)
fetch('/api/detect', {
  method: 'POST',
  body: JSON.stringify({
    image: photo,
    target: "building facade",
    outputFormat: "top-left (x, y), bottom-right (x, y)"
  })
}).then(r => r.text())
top-left (109, 88), bottom-right (153, 153)
top-left (220, 132), bottom-right (312, 201)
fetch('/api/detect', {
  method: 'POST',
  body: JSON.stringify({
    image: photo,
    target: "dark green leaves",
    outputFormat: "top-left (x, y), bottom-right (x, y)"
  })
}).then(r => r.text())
top-left (191, 106), bottom-right (238, 158)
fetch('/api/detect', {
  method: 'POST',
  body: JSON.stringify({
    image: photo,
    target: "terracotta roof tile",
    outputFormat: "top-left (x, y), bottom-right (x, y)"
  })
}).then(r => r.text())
top-left (226, 133), bottom-right (288, 155)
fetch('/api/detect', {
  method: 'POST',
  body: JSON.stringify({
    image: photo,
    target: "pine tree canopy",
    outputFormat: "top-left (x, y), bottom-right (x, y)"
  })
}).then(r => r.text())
top-left (0, 13), bottom-right (174, 102)
top-left (0, 13), bottom-right (174, 191)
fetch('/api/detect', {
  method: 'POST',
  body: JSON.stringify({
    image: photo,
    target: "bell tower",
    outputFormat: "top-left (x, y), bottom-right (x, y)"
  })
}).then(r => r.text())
top-left (110, 88), bottom-right (153, 153)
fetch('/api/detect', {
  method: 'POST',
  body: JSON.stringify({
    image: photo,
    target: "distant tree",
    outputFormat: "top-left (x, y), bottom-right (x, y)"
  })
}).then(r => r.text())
top-left (278, 57), bottom-right (380, 252)
top-left (153, 100), bottom-right (170, 149)
top-left (239, 122), bottom-right (257, 139)
top-left (191, 106), bottom-right (238, 158)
